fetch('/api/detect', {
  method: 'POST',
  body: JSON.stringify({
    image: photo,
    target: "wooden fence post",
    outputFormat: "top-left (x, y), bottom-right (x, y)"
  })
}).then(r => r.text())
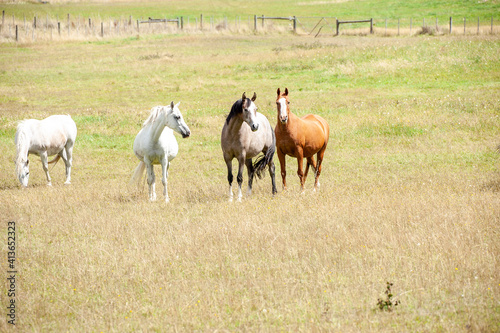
top-left (293, 16), bottom-right (296, 32)
top-left (449, 17), bottom-right (452, 34)
top-left (181, 16), bottom-right (184, 30)
top-left (137, 19), bottom-right (139, 33)
top-left (261, 14), bottom-right (264, 29)
top-left (254, 15), bottom-right (257, 31)
top-left (200, 14), bottom-right (203, 30)
top-left (370, 18), bottom-right (373, 34)
top-left (1, 10), bottom-right (4, 33)
top-left (101, 21), bottom-right (103, 37)
top-left (58, 22), bottom-right (61, 35)
top-left (336, 18), bottom-right (339, 35)
top-left (15, 25), bottom-right (18, 42)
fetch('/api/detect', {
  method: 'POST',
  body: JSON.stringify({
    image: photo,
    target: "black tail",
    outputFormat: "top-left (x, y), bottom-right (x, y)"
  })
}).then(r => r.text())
top-left (253, 124), bottom-right (276, 180)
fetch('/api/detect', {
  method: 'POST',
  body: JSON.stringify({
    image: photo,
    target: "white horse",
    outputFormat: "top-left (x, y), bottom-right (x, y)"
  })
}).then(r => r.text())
top-left (14, 115), bottom-right (77, 187)
top-left (131, 102), bottom-right (191, 202)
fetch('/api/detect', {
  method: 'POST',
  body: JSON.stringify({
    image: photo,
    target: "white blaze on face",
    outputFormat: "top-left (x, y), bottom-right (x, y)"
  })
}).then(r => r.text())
top-left (244, 100), bottom-right (259, 132)
top-left (278, 97), bottom-right (288, 123)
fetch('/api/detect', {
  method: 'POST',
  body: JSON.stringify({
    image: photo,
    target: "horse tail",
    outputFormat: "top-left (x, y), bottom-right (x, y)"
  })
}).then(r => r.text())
top-left (253, 124), bottom-right (276, 180)
top-left (130, 161), bottom-right (146, 187)
top-left (48, 155), bottom-right (61, 165)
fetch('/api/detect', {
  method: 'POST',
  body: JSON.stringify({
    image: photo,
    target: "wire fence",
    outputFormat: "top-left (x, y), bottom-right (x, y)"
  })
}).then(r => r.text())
top-left (0, 10), bottom-right (498, 43)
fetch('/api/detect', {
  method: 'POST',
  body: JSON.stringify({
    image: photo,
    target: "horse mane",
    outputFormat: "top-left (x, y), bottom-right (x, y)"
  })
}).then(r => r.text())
top-left (14, 121), bottom-right (29, 178)
top-left (143, 105), bottom-right (172, 127)
top-left (226, 98), bottom-right (250, 125)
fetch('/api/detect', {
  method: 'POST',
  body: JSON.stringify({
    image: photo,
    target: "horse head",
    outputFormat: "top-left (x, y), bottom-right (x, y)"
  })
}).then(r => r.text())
top-left (241, 92), bottom-right (259, 132)
top-left (16, 158), bottom-right (30, 187)
top-left (276, 88), bottom-right (290, 124)
top-left (167, 101), bottom-right (191, 138)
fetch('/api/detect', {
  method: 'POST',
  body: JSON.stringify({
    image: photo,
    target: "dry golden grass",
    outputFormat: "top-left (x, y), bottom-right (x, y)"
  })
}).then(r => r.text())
top-left (0, 31), bottom-right (499, 331)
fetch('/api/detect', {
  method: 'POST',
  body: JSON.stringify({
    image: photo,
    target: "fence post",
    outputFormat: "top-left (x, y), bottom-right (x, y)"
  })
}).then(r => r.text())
top-left (1, 10), bottom-right (4, 33)
top-left (293, 16), bottom-right (296, 33)
top-left (261, 15), bottom-right (264, 29)
top-left (200, 14), bottom-right (203, 30)
top-left (254, 15), bottom-right (257, 31)
top-left (101, 22), bottom-right (103, 37)
top-left (370, 18), bottom-right (373, 34)
top-left (336, 19), bottom-right (339, 35)
top-left (33, 16), bottom-right (36, 29)
top-left (181, 16), bottom-right (184, 30)
top-left (67, 14), bottom-right (70, 36)
top-left (137, 19), bottom-right (139, 33)
top-left (15, 25), bottom-right (18, 42)
top-left (449, 17), bottom-right (452, 34)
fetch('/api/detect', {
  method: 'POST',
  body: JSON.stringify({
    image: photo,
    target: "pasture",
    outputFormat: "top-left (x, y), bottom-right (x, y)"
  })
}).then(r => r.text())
top-left (0, 7), bottom-right (499, 331)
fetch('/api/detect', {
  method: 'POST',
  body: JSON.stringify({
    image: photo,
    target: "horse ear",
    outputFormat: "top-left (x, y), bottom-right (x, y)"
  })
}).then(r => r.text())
top-left (277, 88), bottom-right (281, 96)
top-left (284, 88), bottom-right (289, 96)
top-left (175, 102), bottom-right (180, 108)
top-left (170, 101), bottom-right (174, 109)
top-left (251, 92), bottom-right (257, 101)
top-left (242, 92), bottom-right (246, 101)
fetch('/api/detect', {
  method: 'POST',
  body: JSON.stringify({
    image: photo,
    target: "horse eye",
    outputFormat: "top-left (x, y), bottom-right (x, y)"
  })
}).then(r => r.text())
top-left (288, 101), bottom-right (290, 104)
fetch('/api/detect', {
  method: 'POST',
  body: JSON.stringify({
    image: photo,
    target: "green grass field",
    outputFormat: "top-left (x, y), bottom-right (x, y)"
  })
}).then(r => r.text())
top-left (0, 0), bottom-right (499, 331)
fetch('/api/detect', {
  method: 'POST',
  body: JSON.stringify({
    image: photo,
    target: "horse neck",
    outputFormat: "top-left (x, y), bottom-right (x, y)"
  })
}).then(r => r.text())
top-left (227, 113), bottom-right (245, 132)
top-left (148, 109), bottom-right (170, 142)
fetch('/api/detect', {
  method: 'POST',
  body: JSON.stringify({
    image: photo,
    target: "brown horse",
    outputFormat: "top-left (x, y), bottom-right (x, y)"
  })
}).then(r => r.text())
top-left (274, 88), bottom-right (330, 192)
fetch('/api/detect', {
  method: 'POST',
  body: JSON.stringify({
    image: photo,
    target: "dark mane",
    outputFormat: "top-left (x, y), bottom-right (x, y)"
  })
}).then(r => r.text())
top-left (225, 98), bottom-right (250, 125)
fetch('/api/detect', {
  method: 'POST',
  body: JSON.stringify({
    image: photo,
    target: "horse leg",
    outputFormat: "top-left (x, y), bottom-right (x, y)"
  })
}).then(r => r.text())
top-left (296, 151), bottom-right (305, 193)
top-left (161, 157), bottom-right (170, 203)
top-left (277, 149), bottom-right (287, 190)
top-left (40, 152), bottom-right (52, 186)
top-left (314, 148), bottom-right (326, 191)
top-left (145, 158), bottom-right (156, 201)
top-left (245, 159), bottom-right (254, 197)
top-left (236, 156), bottom-right (245, 202)
top-left (63, 145), bottom-right (73, 185)
top-left (225, 156), bottom-right (233, 202)
top-left (306, 156), bottom-right (318, 192)
top-left (268, 160), bottom-right (277, 195)
top-left (59, 148), bottom-right (72, 185)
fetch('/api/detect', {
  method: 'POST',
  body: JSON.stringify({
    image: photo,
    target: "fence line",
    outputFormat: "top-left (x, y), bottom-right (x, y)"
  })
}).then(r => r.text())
top-left (0, 10), bottom-right (498, 43)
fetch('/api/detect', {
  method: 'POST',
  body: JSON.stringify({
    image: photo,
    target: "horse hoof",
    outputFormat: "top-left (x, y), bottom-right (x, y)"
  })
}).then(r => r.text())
top-left (64, 181), bottom-right (71, 185)
top-left (237, 197), bottom-right (242, 203)
top-left (47, 183), bottom-right (52, 187)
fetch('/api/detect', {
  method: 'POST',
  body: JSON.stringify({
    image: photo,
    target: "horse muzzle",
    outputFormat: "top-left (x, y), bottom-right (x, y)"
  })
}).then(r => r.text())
top-left (251, 124), bottom-right (259, 132)
top-left (280, 117), bottom-right (288, 124)
top-left (182, 131), bottom-right (191, 138)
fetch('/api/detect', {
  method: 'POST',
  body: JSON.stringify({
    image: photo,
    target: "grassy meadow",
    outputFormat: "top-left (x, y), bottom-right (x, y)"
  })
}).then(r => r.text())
top-left (1, 1), bottom-right (500, 331)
